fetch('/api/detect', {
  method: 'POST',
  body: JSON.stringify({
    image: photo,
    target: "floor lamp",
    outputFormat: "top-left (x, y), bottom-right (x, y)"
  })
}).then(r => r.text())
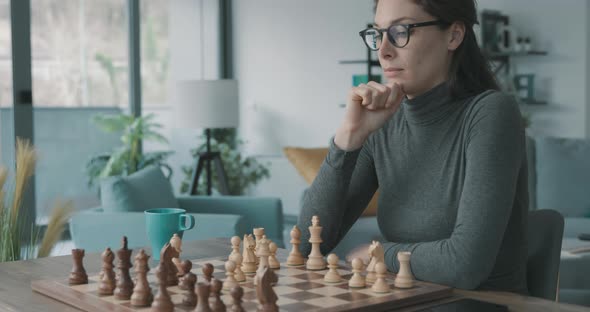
top-left (174, 80), bottom-right (239, 195)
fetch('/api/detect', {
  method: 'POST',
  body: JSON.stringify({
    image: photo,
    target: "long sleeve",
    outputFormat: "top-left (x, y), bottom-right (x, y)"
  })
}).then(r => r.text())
top-left (383, 95), bottom-right (527, 290)
top-left (297, 137), bottom-right (379, 256)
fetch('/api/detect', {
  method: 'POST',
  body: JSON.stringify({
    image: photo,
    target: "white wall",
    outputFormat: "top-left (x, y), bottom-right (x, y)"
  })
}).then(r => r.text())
top-left (587, 0), bottom-right (590, 138)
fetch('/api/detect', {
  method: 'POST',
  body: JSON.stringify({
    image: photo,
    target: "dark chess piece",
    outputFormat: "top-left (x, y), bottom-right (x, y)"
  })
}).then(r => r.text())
top-left (202, 263), bottom-right (214, 283)
top-left (68, 248), bottom-right (88, 285)
top-left (255, 265), bottom-right (278, 312)
top-left (115, 236), bottom-right (134, 300)
top-left (195, 282), bottom-right (212, 312)
top-left (98, 248), bottom-right (116, 296)
top-left (230, 285), bottom-right (245, 312)
top-left (151, 243), bottom-right (174, 311)
top-left (210, 279), bottom-right (226, 312)
top-left (130, 249), bottom-right (153, 307)
top-left (181, 269), bottom-right (197, 307)
top-left (177, 259), bottom-right (195, 290)
top-left (167, 236), bottom-right (179, 286)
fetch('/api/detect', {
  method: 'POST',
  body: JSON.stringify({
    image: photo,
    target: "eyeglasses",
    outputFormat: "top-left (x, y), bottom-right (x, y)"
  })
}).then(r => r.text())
top-left (359, 20), bottom-right (449, 50)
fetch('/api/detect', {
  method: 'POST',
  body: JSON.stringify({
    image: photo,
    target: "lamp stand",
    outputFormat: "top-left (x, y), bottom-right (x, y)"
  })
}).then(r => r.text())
top-left (188, 128), bottom-right (230, 195)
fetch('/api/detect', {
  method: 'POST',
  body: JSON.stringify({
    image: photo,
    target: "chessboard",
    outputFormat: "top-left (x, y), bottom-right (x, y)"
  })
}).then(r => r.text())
top-left (32, 255), bottom-right (452, 312)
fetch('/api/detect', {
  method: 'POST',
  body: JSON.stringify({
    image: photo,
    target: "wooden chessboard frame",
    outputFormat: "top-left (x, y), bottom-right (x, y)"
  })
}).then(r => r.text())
top-left (32, 256), bottom-right (452, 312)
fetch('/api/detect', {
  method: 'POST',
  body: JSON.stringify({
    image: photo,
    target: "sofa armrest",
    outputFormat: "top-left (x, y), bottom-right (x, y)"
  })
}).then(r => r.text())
top-left (563, 217), bottom-right (590, 238)
top-left (69, 210), bottom-right (246, 253)
top-left (177, 196), bottom-right (284, 248)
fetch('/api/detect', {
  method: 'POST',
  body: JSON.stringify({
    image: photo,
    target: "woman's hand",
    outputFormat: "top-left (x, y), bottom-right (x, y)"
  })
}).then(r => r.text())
top-left (335, 82), bottom-right (405, 150)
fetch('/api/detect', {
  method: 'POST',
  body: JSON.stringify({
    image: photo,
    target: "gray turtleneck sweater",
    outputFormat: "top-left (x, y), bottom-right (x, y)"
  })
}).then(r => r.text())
top-left (297, 82), bottom-right (529, 294)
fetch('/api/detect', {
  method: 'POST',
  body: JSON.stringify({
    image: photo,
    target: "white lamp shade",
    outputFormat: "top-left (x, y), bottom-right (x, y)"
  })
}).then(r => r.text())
top-left (173, 79), bottom-right (239, 129)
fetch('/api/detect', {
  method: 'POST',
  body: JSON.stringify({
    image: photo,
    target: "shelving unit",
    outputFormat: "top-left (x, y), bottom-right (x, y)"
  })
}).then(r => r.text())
top-left (339, 24), bottom-right (382, 84)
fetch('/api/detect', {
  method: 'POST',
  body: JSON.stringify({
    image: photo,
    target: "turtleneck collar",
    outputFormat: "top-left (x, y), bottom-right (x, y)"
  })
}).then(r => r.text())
top-left (402, 81), bottom-right (459, 125)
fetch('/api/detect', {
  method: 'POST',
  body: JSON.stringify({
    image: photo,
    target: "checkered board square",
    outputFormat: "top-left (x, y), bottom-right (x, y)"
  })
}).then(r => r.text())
top-left (31, 255), bottom-right (452, 311)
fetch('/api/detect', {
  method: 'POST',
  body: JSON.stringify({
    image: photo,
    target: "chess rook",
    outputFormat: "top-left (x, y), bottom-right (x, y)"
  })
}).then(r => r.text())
top-left (394, 251), bottom-right (415, 289)
top-left (306, 215), bottom-right (326, 270)
top-left (68, 248), bottom-right (88, 285)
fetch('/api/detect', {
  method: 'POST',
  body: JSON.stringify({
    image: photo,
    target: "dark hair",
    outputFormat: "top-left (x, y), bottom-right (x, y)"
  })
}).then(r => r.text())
top-left (375, 0), bottom-right (499, 99)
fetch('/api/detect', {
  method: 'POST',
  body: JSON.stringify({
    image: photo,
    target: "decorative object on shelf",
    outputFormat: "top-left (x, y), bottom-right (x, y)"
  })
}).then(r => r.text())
top-left (523, 37), bottom-right (532, 52)
top-left (513, 74), bottom-right (537, 103)
top-left (481, 10), bottom-right (506, 53)
top-left (179, 128), bottom-right (270, 196)
top-left (514, 37), bottom-right (524, 53)
top-left (174, 80), bottom-right (239, 196)
top-left (353, 74), bottom-right (381, 86)
top-left (85, 113), bottom-right (173, 188)
top-left (495, 24), bottom-right (518, 53)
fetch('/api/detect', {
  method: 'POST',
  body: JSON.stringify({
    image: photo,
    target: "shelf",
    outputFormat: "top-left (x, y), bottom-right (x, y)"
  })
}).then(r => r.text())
top-left (519, 98), bottom-right (547, 105)
top-left (485, 50), bottom-right (548, 61)
top-left (339, 60), bottom-right (380, 67)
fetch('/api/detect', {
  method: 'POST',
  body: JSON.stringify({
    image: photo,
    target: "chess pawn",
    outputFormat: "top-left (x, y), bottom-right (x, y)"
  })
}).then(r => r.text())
top-left (230, 285), bottom-right (245, 312)
top-left (230, 235), bottom-right (241, 258)
top-left (253, 227), bottom-right (265, 264)
top-left (195, 282), bottom-right (212, 312)
top-left (223, 260), bottom-right (239, 290)
top-left (306, 215), bottom-right (326, 270)
top-left (254, 236), bottom-right (271, 285)
top-left (286, 225), bottom-right (304, 266)
top-left (68, 248), bottom-right (88, 285)
top-left (394, 251), bottom-right (415, 289)
top-left (202, 263), bottom-right (214, 283)
top-left (229, 251), bottom-right (246, 282)
top-left (181, 271), bottom-right (198, 307)
top-left (210, 279), bottom-right (226, 312)
top-left (348, 258), bottom-right (366, 288)
top-left (268, 242), bottom-right (280, 269)
top-left (371, 262), bottom-right (390, 293)
top-left (98, 248), bottom-right (116, 295)
top-left (324, 253), bottom-right (342, 283)
top-left (130, 249), bottom-right (153, 307)
top-left (178, 260), bottom-right (195, 291)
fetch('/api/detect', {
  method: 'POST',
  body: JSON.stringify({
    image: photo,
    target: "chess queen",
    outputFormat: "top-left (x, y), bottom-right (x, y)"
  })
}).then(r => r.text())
top-left (296, 0), bottom-right (529, 295)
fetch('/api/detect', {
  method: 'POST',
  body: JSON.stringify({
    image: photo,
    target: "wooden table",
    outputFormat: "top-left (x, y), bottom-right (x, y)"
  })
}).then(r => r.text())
top-left (0, 238), bottom-right (587, 312)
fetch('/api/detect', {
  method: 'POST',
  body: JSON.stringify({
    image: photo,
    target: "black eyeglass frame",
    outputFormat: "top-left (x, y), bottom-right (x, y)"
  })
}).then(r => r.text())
top-left (359, 20), bottom-right (449, 50)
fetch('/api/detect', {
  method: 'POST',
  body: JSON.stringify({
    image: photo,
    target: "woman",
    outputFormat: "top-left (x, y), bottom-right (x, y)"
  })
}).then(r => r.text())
top-left (296, 0), bottom-right (528, 294)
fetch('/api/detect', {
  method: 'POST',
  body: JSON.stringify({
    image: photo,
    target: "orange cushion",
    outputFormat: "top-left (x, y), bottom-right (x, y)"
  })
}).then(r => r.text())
top-left (283, 147), bottom-right (379, 217)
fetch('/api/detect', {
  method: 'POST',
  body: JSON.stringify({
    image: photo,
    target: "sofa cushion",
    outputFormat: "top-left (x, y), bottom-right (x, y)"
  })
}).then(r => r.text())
top-left (535, 137), bottom-right (590, 217)
top-left (283, 146), bottom-right (379, 217)
top-left (100, 166), bottom-right (179, 212)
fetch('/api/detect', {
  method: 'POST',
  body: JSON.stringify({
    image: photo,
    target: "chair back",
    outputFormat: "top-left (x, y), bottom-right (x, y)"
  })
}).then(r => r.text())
top-left (527, 209), bottom-right (564, 300)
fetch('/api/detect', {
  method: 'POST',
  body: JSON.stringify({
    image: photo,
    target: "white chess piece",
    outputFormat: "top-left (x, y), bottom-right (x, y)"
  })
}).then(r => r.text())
top-left (223, 260), bottom-right (239, 290)
top-left (394, 251), bottom-right (414, 288)
top-left (286, 225), bottom-right (305, 266)
top-left (253, 227), bottom-right (265, 264)
top-left (230, 236), bottom-right (241, 259)
top-left (254, 235), bottom-right (271, 285)
top-left (306, 216), bottom-right (326, 270)
top-left (371, 262), bottom-right (390, 293)
top-left (324, 253), bottom-right (342, 283)
top-left (268, 242), bottom-right (280, 269)
top-left (366, 241), bottom-right (384, 283)
top-left (229, 251), bottom-right (246, 282)
top-left (348, 258), bottom-right (366, 288)
top-left (241, 234), bottom-right (257, 274)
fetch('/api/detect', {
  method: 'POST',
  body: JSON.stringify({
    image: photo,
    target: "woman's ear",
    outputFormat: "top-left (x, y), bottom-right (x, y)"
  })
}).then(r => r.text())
top-left (448, 22), bottom-right (466, 51)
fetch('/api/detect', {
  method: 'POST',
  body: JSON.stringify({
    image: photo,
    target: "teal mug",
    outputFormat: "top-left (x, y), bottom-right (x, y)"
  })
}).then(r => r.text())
top-left (145, 208), bottom-right (195, 260)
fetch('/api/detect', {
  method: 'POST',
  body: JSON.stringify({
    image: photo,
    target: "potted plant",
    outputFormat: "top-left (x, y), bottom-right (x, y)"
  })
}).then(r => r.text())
top-left (180, 128), bottom-right (270, 195)
top-left (85, 113), bottom-right (173, 189)
top-left (0, 139), bottom-right (73, 261)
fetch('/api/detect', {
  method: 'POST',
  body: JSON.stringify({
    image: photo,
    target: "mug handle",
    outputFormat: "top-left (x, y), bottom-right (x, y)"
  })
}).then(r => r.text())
top-left (179, 214), bottom-right (195, 231)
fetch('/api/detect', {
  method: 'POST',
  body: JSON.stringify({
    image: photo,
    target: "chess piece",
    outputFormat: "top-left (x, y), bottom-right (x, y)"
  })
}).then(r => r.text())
top-left (181, 269), bottom-right (197, 307)
top-left (371, 262), bottom-right (390, 293)
top-left (130, 249), bottom-right (153, 307)
top-left (253, 227), bottom-right (265, 264)
top-left (115, 236), bottom-right (134, 300)
top-left (230, 285), bottom-right (245, 312)
top-left (268, 242), bottom-right (280, 269)
top-left (306, 215), bottom-right (326, 270)
top-left (98, 248), bottom-right (116, 295)
top-left (230, 236), bottom-right (241, 259)
top-left (255, 235), bottom-right (271, 285)
top-left (151, 243), bottom-right (174, 311)
top-left (202, 263), bottom-right (214, 283)
top-left (324, 253), bottom-right (342, 283)
top-left (241, 234), bottom-right (257, 274)
top-left (348, 257), bottom-right (366, 288)
top-left (167, 235), bottom-right (180, 286)
top-left (229, 251), bottom-right (246, 282)
top-left (255, 265), bottom-right (278, 312)
top-left (366, 241), bottom-right (384, 284)
top-left (174, 258), bottom-right (193, 290)
top-left (394, 251), bottom-right (415, 289)
top-left (68, 248), bottom-right (88, 285)
top-left (223, 260), bottom-right (239, 290)
top-left (210, 279), bottom-right (226, 312)
top-left (178, 260), bottom-right (196, 291)
top-left (195, 282), bottom-right (212, 312)
top-left (286, 225), bottom-right (304, 266)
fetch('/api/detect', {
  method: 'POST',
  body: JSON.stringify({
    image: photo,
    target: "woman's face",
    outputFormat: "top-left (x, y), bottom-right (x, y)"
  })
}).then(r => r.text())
top-left (375, 0), bottom-right (457, 98)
